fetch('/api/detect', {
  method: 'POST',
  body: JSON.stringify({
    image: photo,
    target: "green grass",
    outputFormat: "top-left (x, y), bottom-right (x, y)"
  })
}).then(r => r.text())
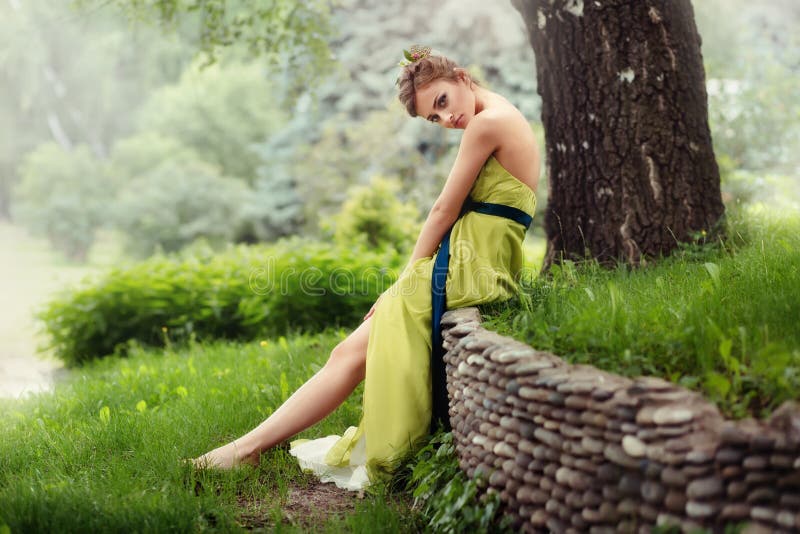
top-left (0, 330), bottom-right (422, 533)
top-left (482, 209), bottom-right (800, 418)
top-left (4, 210), bottom-right (799, 532)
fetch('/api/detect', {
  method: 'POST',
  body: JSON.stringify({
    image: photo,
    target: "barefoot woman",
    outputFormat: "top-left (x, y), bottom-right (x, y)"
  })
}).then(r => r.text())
top-left (194, 47), bottom-right (539, 490)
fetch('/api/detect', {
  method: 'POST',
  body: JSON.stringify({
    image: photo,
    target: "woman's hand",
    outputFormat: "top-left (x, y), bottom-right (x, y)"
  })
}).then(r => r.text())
top-left (363, 292), bottom-right (385, 321)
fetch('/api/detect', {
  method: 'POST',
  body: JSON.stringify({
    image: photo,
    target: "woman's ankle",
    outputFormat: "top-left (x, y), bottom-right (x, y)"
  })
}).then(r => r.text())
top-left (233, 438), bottom-right (260, 465)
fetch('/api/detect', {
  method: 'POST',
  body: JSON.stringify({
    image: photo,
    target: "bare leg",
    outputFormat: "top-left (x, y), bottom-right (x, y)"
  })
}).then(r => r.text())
top-left (192, 316), bottom-right (372, 468)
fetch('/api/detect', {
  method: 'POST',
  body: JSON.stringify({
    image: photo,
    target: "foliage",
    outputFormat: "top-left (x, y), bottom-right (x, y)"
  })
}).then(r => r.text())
top-left (113, 159), bottom-right (249, 257)
top-left (236, 132), bottom-right (307, 243)
top-left (288, 107), bottom-right (450, 232)
top-left (483, 211), bottom-right (800, 418)
top-left (135, 61), bottom-right (288, 183)
top-left (11, 143), bottom-right (109, 261)
top-left (267, 0), bottom-right (542, 232)
top-left (107, 132), bottom-right (200, 185)
top-left (406, 431), bottom-right (510, 534)
top-left (86, 0), bottom-right (336, 95)
top-left (324, 175), bottom-right (422, 253)
top-left (39, 238), bottom-right (403, 365)
top-left (695, 0), bottom-right (800, 206)
top-left (0, 0), bottom-right (191, 218)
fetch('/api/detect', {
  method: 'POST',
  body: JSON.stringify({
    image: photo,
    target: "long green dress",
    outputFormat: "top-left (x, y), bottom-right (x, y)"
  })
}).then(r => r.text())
top-left (290, 155), bottom-right (537, 490)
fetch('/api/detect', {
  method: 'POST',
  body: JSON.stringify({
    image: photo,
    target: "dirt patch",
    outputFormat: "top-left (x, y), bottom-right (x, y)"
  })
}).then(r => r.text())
top-left (238, 480), bottom-right (361, 530)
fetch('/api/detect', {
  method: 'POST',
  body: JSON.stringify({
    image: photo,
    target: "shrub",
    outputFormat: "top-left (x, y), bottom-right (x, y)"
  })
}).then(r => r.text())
top-left (113, 159), bottom-right (248, 257)
top-left (325, 175), bottom-right (421, 253)
top-left (136, 61), bottom-right (287, 183)
top-left (12, 143), bottom-right (109, 261)
top-left (39, 238), bottom-right (403, 365)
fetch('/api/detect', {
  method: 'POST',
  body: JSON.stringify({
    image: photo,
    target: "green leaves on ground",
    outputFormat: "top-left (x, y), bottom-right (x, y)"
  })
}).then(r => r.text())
top-left (407, 431), bottom-right (510, 534)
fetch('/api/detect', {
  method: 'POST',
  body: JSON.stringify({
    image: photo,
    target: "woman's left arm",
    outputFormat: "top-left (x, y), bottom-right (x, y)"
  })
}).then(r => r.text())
top-left (403, 113), bottom-right (502, 271)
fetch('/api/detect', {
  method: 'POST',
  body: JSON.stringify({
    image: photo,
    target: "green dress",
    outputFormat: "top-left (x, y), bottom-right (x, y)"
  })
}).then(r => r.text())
top-left (290, 155), bottom-right (537, 490)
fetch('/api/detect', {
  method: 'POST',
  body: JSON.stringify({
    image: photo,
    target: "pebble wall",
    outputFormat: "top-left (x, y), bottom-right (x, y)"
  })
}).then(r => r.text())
top-left (441, 307), bottom-right (800, 533)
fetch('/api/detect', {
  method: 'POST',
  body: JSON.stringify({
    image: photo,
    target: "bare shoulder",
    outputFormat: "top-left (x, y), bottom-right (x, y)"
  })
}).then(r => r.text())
top-left (477, 101), bottom-right (540, 188)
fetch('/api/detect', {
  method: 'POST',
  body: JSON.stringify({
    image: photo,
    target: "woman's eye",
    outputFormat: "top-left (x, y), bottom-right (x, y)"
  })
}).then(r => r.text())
top-left (438, 94), bottom-right (447, 107)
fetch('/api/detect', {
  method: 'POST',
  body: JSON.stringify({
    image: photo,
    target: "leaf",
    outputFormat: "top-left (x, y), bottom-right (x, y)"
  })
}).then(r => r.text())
top-left (175, 386), bottom-right (188, 399)
top-left (704, 262), bottom-right (721, 289)
top-left (136, 400), bottom-right (147, 413)
top-left (705, 371), bottom-right (731, 399)
top-left (99, 406), bottom-right (111, 424)
top-left (280, 372), bottom-right (289, 402)
top-left (719, 337), bottom-right (733, 362)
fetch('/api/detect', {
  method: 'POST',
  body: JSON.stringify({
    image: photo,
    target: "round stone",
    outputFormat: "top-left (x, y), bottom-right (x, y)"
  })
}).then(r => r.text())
top-left (716, 447), bottom-right (744, 464)
top-left (743, 455), bottom-right (768, 470)
top-left (653, 406), bottom-right (694, 425)
top-left (720, 503), bottom-right (751, 521)
top-left (618, 473), bottom-right (643, 496)
top-left (719, 424), bottom-right (749, 446)
top-left (597, 463), bottom-right (621, 482)
top-left (687, 476), bottom-right (723, 500)
top-left (727, 481), bottom-right (747, 499)
top-left (665, 490), bottom-right (686, 513)
top-left (776, 511), bottom-right (796, 529)
top-left (747, 487), bottom-right (778, 504)
top-left (604, 444), bottom-right (641, 469)
top-left (641, 480), bottom-right (666, 504)
top-left (622, 435), bottom-right (647, 458)
top-left (751, 506), bottom-right (777, 522)
top-left (686, 500), bottom-right (717, 518)
top-left (661, 466), bottom-right (687, 486)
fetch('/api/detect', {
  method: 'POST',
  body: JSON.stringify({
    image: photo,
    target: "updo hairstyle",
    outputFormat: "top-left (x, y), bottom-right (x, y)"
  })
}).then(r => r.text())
top-left (397, 54), bottom-right (469, 118)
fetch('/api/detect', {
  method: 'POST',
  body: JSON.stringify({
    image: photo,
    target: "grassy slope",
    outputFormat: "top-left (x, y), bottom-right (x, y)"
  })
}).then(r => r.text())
top-left (0, 331), bottom-right (420, 533)
top-left (483, 210), bottom-right (800, 417)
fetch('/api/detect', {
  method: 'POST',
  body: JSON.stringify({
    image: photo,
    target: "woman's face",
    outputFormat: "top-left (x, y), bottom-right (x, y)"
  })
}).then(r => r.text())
top-left (414, 75), bottom-right (474, 130)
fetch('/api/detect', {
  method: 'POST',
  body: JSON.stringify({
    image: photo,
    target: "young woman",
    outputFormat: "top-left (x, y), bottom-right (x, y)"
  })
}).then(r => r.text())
top-left (193, 47), bottom-right (539, 491)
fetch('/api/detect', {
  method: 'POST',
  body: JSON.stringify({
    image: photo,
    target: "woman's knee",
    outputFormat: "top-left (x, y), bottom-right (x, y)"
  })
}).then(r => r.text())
top-left (326, 341), bottom-right (366, 378)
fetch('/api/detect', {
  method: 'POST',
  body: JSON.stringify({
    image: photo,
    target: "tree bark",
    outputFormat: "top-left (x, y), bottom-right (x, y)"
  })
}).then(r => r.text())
top-left (512, 0), bottom-right (725, 267)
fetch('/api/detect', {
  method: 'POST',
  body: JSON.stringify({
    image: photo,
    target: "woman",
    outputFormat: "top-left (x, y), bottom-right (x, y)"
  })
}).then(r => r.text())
top-left (193, 47), bottom-right (539, 491)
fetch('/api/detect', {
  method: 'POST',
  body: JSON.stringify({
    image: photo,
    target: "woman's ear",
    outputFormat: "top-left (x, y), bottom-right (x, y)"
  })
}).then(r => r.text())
top-left (454, 68), bottom-right (469, 83)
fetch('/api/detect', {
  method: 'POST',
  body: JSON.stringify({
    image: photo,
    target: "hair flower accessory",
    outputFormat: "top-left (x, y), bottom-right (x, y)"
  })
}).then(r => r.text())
top-left (399, 45), bottom-right (432, 67)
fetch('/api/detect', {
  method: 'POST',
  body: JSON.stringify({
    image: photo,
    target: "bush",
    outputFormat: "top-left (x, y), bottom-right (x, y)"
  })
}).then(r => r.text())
top-left (39, 238), bottom-right (403, 365)
top-left (325, 175), bottom-right (421, 253)
top-left (136, 61), bottom-right (287, 183)
top-left (113, 159), bottom-right (249, 257)
top-left (12, 143), bottom-right (109, 261)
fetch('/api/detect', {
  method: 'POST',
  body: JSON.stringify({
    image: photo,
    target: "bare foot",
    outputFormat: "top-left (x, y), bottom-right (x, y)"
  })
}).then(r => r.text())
top-left (191, 440), bottom-right (259, 469)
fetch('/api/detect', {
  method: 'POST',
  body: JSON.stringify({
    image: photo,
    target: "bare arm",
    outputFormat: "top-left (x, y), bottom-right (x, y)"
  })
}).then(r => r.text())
top-left (403, 114), bottom-right (502, 272)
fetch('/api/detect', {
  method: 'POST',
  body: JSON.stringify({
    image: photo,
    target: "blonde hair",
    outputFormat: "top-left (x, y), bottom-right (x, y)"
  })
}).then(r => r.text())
top-left (397, 54), bottom-right (466, 117)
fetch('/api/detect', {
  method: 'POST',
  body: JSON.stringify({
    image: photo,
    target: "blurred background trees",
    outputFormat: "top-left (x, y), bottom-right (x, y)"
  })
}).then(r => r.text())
top-left (1, 0), bottom-right (797, 263)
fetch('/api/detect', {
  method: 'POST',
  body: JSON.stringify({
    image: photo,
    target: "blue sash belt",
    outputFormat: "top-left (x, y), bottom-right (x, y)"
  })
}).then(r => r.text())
top-left (430, 198), bottom-right (533, 432)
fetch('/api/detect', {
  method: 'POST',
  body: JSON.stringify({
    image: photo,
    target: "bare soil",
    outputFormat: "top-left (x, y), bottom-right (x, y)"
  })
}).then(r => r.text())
top-left (237, 480), bottom-right (360, 530)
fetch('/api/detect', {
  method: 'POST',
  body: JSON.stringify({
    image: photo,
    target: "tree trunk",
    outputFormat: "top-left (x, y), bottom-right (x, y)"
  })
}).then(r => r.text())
top-left (512, 0), bottom-right (725, 268)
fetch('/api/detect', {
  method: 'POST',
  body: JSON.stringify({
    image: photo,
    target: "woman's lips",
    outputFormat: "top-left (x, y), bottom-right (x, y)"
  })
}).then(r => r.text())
top-left (455, 114), bottom-right (463, 128)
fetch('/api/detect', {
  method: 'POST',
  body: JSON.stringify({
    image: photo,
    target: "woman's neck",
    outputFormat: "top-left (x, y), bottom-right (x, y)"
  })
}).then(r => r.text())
top-left (473, 85), bottom-right (493, 115)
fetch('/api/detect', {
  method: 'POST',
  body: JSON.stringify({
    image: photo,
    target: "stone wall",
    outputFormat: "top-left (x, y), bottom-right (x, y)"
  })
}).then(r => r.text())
top-left (441, 307), bottom-right (800, 533)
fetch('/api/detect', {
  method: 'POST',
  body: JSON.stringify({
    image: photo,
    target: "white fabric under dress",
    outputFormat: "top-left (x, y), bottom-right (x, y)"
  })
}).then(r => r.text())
top-left (289, 427), bottom-right (370, 491)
